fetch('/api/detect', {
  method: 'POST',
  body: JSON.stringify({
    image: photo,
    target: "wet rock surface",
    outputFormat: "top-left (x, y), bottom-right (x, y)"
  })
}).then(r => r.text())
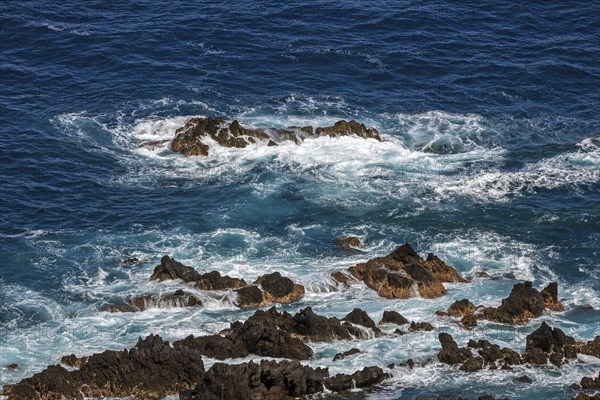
top-left (523, 322), bottom-right (577, 366)
top-left (577, 336), bottom-right (600, 358)
top-left (380, 310), bottom-right (409, 325)
top-left (150, 256), bottom-right (247, 289)
top-left (348, 243), bottom-right (467, 299)
top-left (337, 236), bottom-right (362, 249)
top-left (106, 289), bottom-right (202, 312)
top-left (180, 359), bottom-right (389, 400)
top-left (170, 117), bottom-right (381, 157)
top-left (333, 347), bottom-right (360, 361)
top-left (4, 335), bottom-right (205, 400)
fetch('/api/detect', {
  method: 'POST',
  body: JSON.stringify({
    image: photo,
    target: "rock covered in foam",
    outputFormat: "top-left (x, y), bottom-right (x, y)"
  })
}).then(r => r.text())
top-left (169, 116), bottom-right (381, 156)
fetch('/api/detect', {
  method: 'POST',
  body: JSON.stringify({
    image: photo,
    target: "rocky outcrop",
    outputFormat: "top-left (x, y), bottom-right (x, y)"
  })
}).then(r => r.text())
top-left (105, 289), bottom-right (202, 312)
top-left (338, 236), bottom-right (362, 249)
top-left (179, 359), bottom-right (389, 400)
top-left (380, 310), bottom-right (409, 325)
top-left (333, 348), bottom-right (360, 361)
top-left (342, 308), bottom-right (382, 336)
top-left (330, 271), bottom-right (355, 287)
top-left (150, 256), bottom-right (247, 289)
top-left (348, 243), bottom-right (467, 299)
top-left (440, 282), bottom-right (566, 326)
top-left (254, 272), bottom-right (305, 304)
top-left (174, 307), bottom-right (380, 361)
top-left (170, 117), bottom-right (381, 157)
top-left (577, 336), bottom-right (600, 359)
top-left (4, 335), bottom-right (205, 400)
top-left (60, 354), bottom-right (88, 369)
top-left (580, 372), bottom-right (600, 390)
top-left (522, 322), bottom-right (577, 366)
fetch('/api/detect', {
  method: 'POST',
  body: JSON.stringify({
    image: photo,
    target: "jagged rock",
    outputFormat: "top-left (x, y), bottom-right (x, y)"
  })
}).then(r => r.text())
top-left (254, 272), bottom-right (305, 304)
top-left (462, 314), bottom-right (478, 329)
top-left (234, 285), bottom-right (264, 307)
top-left (106, 289), bottom-right (202, 312)
top-left (541, 282), bottom-right (565, 311)
top-left (460, 356), bottom-right (484, 372)
top-left (4, 335), bottom-right (205, 400)
top-left (482, 281), bottom-right (564, 324)
top-left (171, 117), bottom-right (381, 157)
top-left (331, 271), bottom-right (354, 287)
top-left (60, 354), bottom-right (88, 368)
top-left (573, 394), bottom-right (600, 400)
top-left (409, 321), bottom-right (435, 332)
top-left (522, 322), bottom-right (577, 366)
top-left (338, 236), bottom-right (362, 249)
top-left (333, 348), bottom-right (360, 361)
top-left (577, 336), bottom-right (600, 358)
top-left (380, 310), bottom-right (409, 325)
top-left (6, 364), bottom-right (18, 370)
top-left (437, 333), bottom-right (472, 365)
top-left (150, 256), bottom-right (247, 290)
top-left (342, 308), bottom-right (382, 335)
top-left (448, 299), bottom-right (477, 317)
top-left (580, 372), bottom-right (600, 390)
top-left (174, 307), bottom-right (378, 361)
top-left (348, 243), bottom-right (466, 299)
top-left (179, 359), bottom-right (389, 400)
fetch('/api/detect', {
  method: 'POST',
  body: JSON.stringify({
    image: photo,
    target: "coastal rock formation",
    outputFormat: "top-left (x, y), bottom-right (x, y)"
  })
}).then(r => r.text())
top-left (333, 347), bottom-right (360, 361)
top-left (168, 117), bottom-right (381, 156)
top-left (439, 282), bottom-right (566, 326)
top-left (348, 243), bottom-right (467, 299)
top-left (179, 359), bottom-right (389, 400)
top-left (380, 310), bottom-right (409, 325)
top-left (174, 306), bottom-right (381, 361)
top-left (576, 336), bottom-right (600, 358)
top-left (342, 308), bottom-right (383, 336)
top-left (4, 335), bottom-right (205, 400)
top-left (234, 272), bottom-right (305, 307)
top-left (105, 289), bottom-right (202, 312)
top-left (522, 322), bottom-right (577, 366)
top-left (337, 236), bottom-right (362, 249)
top-left (150, 256), bottom-right (247, 289)
top-left (438, 322), bottom-right (581, 372)
top-left (330, 271), bottom-right (356, 287)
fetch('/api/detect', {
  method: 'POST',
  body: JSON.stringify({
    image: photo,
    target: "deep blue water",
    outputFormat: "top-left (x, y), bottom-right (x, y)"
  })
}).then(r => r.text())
top-left (1, 1), bottom-right (599, 399)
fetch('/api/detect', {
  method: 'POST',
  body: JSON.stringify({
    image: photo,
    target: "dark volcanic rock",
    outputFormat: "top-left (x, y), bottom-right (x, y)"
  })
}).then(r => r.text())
top-left (333, 348), bottom-right (360, 361)
top-left (523, 322), bottom-right (577, 366)
top-left (580, 372), bottom-right (600, 390)
top-left (448, 299), bottom-right (477, 317)
top-left (60, 354), bottom-right (88, 369)
top-left (348, 243), bottom-right (466, 299)
top-left (150, 256), bottom-right (247, 290)
top-left (170, 117), bottom-right (381, 157)
top-left (338, 236), bottom-right (362, 249)
top-left (106, 289), bottom-right (202, 312)
top-left (234, 285), bottom-right (264, 307)
top-left (254, 272), bottom-right (305, 304)
top-left (380, 310), bottom-right (409, 325)
top-left (577, 336), bottom-right (600, 358)
top-left (331, 271), bottom-right (355, 287)
top-left (292, 306), bottom-right (366, 341)
top-left (179, 359), bottom-right (389, 400)
top-left (482, 281), bottom-right (565, 325)
top-left (437, 333), bottom-right (472, 365)
top-left (342, 308), bottom-right (382, 335)
top-left (4, 335), bottom-right (205, 400)
top-left (409, 321), bottom-right (435, 332)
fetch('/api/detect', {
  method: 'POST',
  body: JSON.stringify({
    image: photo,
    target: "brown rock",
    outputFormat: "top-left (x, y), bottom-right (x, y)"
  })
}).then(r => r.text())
top-left (577, 336), bottom-right (600, 358)
top-left (331, 271), bottom-right (354, 287)
top-left (333, 348), bottom-right (360, 361)
top-left (254, 272), bottom-right (305, 304)
top-left (380, 310), bottom-right (409, 325)
top-left (106, 289), bottom-right (202, 312)
top-left (448, 299), bottom-right (477, 317)
top-left (338, 236), bottom-right (362, 249)
top-left (541, 282), bottom-right (565, 311)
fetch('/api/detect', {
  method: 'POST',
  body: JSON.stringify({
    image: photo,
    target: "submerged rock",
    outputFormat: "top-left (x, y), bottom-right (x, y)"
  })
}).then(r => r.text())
top-left (333, 347), bottom-right (360, 361)
top-left (179, 359), bottom-right (389, 400)
top-left (337, 236), bottom-right (362, 249)
top-left (170, 117), bottom-right (381, 157)
top-left (4, 335), bottom-right (205, 400)
top-left (106, 289), bottom-right (202, 312)
top-left (348, 243), bottom-right (467, 299)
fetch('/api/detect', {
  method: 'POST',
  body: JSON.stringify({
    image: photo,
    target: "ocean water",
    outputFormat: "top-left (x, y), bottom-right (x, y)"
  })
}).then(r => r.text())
top-left (0, 1), bottom-right (599, 399)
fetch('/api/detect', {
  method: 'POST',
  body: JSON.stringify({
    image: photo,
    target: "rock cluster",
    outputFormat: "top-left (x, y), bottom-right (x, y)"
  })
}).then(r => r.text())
top-left (439, 281), bottom-right (566, 327)
top-left (179, 359), bottom-right (389, 400)
top-left (173, 306), bottom-right (381, 361)
top-left (235, 272), bottom-right (305, 307)
top-left (4, 335), bottom-right (205, 400)
top-left (150, 256), bottom-right (247, 289)
top-left (348, 243), bottom-right (467, 299)
top-left (106, 289), bottom-right (202, 312)
top-left (167, 117), bottom-right (381, 156)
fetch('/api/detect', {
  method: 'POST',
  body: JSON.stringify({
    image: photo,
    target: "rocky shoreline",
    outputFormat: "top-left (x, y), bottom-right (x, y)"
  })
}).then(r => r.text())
top-left (3, 240), bottom-right (599, 399)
